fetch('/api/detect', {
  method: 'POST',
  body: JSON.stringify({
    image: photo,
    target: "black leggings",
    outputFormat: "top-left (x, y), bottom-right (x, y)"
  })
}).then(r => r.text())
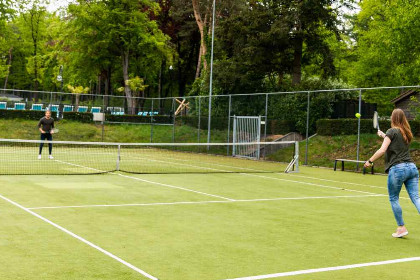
top-left (39, 133), bottom-right (53, 155)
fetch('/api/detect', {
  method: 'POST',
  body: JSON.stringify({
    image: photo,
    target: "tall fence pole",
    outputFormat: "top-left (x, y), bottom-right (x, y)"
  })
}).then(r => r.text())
top-left (263, 94), bottom-right (268, 159)
top-left (172, 98), bottom-right (176, 143)
top-left (150, 99), bottom-right (154, 143)
top-left (227, 94), bottom-right (232, 155)
top-left (198, 97), bottom-right (201, 143)
top-left (304, 92), bottom-right (310, 165)
top-left (207, 0), bottom-right (217, 146)
top-left (356, 89), bottom-right (362, 170)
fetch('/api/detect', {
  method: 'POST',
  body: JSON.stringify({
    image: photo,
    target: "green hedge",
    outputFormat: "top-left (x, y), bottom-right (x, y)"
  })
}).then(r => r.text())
top-left (317, 119), bottom-right (420, 136)
top-left (107, 114), bottom-right (172, 124)
top-left (267, 119), bottom-right (296, 135)
top-left (0, 109), bottom-right (58, 120)
top-left (62, 112), bottom-right (93, 123)
top-left (62, 112), bottom-right (173, 124)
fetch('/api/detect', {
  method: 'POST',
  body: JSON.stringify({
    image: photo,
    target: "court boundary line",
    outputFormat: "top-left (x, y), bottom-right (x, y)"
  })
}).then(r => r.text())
top-left (222, 256), bottom-right (420, 280)
top-left (27, 194), bottom-right (386, 210)
top-left (0, 193), bottom-right (159, 280)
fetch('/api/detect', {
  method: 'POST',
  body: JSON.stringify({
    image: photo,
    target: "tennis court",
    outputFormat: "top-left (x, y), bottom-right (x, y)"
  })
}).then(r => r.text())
top-left (1, 142), bottom-right (419, 280)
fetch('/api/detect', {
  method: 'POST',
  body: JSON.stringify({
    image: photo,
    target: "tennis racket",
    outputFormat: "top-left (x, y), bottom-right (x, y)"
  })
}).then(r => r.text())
top-left (44, 128), bottom-right (59, 134)
top-left (373, 111), bottom-right (380, 131)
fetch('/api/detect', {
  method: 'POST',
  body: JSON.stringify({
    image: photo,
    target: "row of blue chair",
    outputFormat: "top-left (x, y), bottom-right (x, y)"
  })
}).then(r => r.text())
top-left (1, 102), bottom-right (158, 116)
top-left (0, 102), bottom-right (102, 113)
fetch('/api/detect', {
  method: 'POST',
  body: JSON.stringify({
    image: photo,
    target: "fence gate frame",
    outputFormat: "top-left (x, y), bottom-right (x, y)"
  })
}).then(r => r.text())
top-left (232, 115), bottom-right (263, 160)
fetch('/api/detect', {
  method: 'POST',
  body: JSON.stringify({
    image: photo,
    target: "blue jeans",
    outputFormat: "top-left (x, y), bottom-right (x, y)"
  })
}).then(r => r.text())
top-left (388, 163), bottom-right (420, 226)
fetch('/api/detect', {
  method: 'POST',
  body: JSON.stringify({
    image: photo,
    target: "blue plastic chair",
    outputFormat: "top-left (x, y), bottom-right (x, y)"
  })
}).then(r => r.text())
top-left (31, 104), bottom-right (44, 111)
top-left (91, 107), bottom-right (101, 113)
top-left (14, 103), bottom-right (26, 110)
top-left (63, 105), bottom-right (73, 112)
top-left (77, 106), bottom-right (88, 113)
top-left (49, 105), bottom-right (59, 113)
top-left (0, 102), bottom-right (6, 110)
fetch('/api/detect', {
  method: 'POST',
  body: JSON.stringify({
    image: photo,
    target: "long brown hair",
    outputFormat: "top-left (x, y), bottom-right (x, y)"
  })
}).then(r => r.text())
top-left (391, 109), bottom-right (413, 144)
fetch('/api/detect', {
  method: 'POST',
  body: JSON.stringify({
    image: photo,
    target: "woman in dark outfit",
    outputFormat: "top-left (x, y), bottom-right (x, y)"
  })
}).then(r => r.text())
top-left (365, 109), bottom-right (419, 238)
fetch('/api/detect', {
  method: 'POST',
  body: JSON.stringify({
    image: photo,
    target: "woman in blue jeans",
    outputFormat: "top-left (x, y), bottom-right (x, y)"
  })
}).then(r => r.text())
top-left (364, 109), bottom-right (420, 238)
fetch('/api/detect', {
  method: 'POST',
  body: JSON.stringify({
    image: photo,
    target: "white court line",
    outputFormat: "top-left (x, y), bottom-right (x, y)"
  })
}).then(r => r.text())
top-left (119, 153), bottom-right (390, 197)
top-left (132, 153), bottom-right (392, 191)
top-left (117, 173), bottom-right (235, 201)
top-left (55, 160), bottom-right (235, 201)
top-left (27, 194), bottom-right (386, 210)
top-left (243, 173), bottom-right (383, 196)
top-left (0, 194), bottom-right (158, 280)
top-left (222, 257), bottom-right (420, 280)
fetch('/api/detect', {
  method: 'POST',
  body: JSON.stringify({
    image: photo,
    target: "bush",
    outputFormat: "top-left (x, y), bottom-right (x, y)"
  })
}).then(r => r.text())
top-left (317, 119), bottom-right (420, 136)
top-left (106, 114), bottom-right (172, 124)
top-left (0, 109), bottom-right (58, 120)
top-left (267, 119), bottom-right (296, 135)
top-left (62, 112), bottom-right (93, 123)
top-left (63, 112), bottom-right (174, 124)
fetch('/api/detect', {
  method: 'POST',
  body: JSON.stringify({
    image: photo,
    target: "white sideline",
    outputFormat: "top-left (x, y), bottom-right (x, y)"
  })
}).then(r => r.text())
top-left (222, 257), bottom-right (420, 280)
top-left (242, 173), bottom-right (382, 196)
top-left (0, 194), bottom-right (159, 280)
top-left (27, 194), bottom-right (385, 210)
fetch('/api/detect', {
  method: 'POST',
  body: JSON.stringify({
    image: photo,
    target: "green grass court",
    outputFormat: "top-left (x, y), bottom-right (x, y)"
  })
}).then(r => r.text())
top-left (1, 158), bottom-right (420, 279)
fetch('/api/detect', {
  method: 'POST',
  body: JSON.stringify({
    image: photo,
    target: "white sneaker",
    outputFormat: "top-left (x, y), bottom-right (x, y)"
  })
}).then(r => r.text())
top-left (49, 155), bottom-right (54, 159)
top-left (38, 155), bottom-right (41, 160)
top-left (392, 231), bottom-right (408, 238)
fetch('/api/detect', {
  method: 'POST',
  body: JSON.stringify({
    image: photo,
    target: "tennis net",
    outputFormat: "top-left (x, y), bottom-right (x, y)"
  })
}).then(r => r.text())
top-left (0, 139), bottom-right (299, 175)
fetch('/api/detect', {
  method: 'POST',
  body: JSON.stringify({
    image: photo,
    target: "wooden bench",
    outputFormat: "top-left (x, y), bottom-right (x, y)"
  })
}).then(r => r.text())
top-left (334, 159), bottom-right (374, 175)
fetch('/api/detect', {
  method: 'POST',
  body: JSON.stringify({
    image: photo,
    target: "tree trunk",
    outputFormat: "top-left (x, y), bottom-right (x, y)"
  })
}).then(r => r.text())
top-left (192, 0), bottom-right (208, 78)
top-left (3, 47), bottom-right (12, 89)
top-left (292, 36), bottom-right (303, 85)
top-left (122, 50), bottom-right (135, 115)
top-left (75, 94), bottom-right (80, 109)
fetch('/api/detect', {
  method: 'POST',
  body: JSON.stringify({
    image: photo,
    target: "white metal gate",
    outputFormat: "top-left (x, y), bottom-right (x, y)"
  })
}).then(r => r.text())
top-left (232, 116), bottom-right (261, 159)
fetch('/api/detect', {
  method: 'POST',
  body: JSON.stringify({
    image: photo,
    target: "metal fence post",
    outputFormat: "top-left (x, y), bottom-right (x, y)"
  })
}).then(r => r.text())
top-left (172, 97), bottom-right (176, 143)
top-left (150, 99), bottom-right (154, 143)
top-left (227, 95), bottom-right (232, 155)
top-left (198, 97), bottom-right (201, 143)
top-left (304, 92), bottom-right (310, 165)
top-left (356, 89), bottom-right (362, 170)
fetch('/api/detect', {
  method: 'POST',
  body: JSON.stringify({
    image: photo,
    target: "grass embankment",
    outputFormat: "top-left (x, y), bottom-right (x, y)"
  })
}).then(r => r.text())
top-left (302, 134), bottom-right (420, 173)
top-left (1, 119), bottom-right (228, 143)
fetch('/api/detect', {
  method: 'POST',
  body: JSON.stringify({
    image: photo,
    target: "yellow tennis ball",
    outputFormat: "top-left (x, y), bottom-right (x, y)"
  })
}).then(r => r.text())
top-left (355, 113), bottom-right (361, 118)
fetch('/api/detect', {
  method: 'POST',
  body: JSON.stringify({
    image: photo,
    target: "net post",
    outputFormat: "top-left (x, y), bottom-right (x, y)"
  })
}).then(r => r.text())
top-left (116, 144), bottom-right (121, 171)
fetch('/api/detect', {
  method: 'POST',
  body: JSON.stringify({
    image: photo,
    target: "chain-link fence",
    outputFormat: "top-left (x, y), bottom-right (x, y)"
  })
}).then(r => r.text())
top-left (1, 86), bottom-right (419, 170)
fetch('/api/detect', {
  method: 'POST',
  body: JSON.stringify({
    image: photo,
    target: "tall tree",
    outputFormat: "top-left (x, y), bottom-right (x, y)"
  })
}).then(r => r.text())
top-left (21, 3), bottom-right (47, 93)
top-left (67, 0), bottom-right (170, 114)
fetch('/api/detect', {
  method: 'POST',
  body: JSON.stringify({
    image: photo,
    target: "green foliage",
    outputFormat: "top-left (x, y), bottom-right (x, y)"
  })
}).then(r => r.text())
top-left (345, 0), bottom-right (420, 110)
top-left (317, 119), bottom-right (420, 136)
top-left (0, 109), bottom-right (57, 120)
top-left (62, 112), bottom-right (93, 123)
